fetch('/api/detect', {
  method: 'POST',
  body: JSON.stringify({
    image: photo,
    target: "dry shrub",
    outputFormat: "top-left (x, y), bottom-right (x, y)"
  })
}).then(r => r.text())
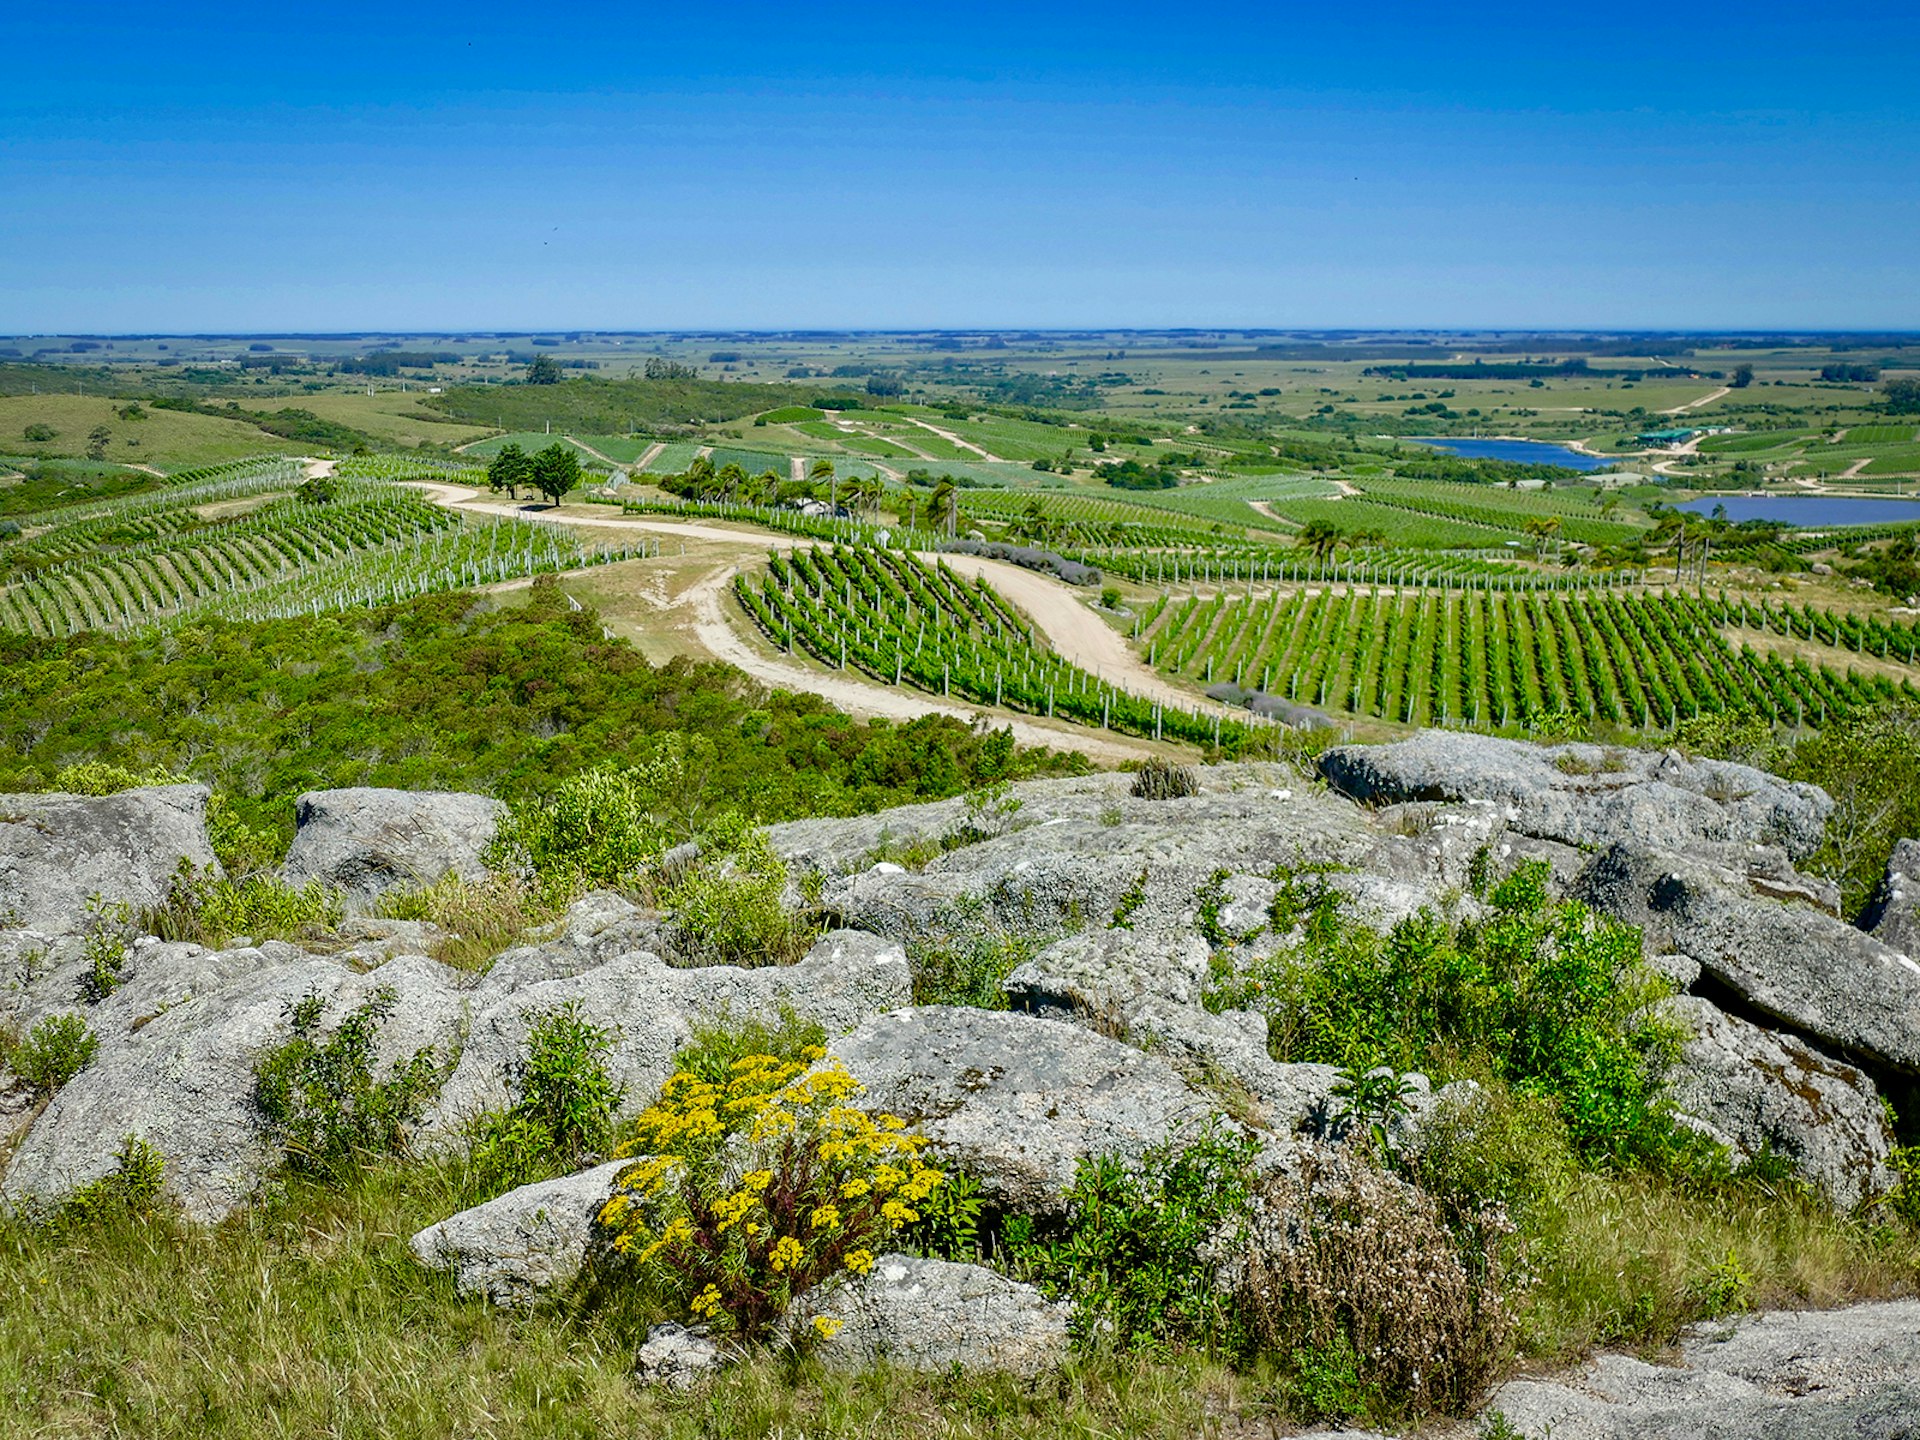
top-left (375, 872), bottom-right (551, 971)
top-left (1130, 758), bottom-right (1199, 801)
top-left (1233, 1147), bottom-right (1513, 1424)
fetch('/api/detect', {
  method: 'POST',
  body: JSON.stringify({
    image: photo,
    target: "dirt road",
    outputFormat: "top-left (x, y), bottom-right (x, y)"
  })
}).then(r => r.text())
top-left (929, 553), bottom-right (1239, 719)
top-left (1660, 386), bottom-right (1732, 416)
top-left (903, 416), bottom-right (1002, 461)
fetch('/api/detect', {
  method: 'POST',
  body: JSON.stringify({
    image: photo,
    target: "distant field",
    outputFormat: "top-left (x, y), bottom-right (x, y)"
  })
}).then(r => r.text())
top-left (0, 394), bottom-right (302, 471)
top-left (232, 392), bottom-right (490, 448)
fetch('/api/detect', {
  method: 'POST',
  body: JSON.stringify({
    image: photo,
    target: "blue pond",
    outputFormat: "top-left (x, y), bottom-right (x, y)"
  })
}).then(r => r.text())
top-left (1677, 495), bottom-right (1920, 527)
top-left (1406, 437), bottom-right (1614, 472)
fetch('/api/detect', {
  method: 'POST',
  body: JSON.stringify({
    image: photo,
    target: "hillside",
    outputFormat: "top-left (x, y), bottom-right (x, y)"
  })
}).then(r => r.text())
top-left (2, 730), bottom-right (1919, 1435)
top-left (422, 375), bottom-right (862, 435)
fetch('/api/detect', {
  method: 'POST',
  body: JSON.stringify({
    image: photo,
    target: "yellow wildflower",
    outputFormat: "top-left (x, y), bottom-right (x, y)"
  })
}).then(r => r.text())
top-left (812, 1315), bottom-right (843, 1339)
top-left (844, 1248), bottom-right (875, 1275)
top-left (690, 1285), bottom-right (723, 1318)
top-left (770, 1236), bottom-right (806, 1272)
top-left (839, 1177), bottom-right (871, 1199)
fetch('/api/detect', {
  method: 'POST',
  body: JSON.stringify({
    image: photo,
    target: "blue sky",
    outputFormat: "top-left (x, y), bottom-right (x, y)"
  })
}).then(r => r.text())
top-left (3, 2), bottom-right (1917, 331)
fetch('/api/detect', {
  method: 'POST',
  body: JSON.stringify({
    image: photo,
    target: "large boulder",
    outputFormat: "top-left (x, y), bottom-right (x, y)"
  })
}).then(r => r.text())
top-left (1321, 732), bottom-right (1831, 863)
top-left (784, 1254), bottom-right (1069, 1377)
top-left (0, 785), bottom-right (218, 934)
top-left (1664, 995), bottom-right (1897, 1209)
top-left (1485, 1299), bottom-right (1920, 1439)
top-left (823, 1006), bottom-right (1219, 1215)
top-left (1861, 838), bottom-right (1920, 959)
top-left (1577, 845), bottom-right (1920, 1075)
top-left (3, 952), bottom-right (464, 1223)
top-left (411, 1159), bottom-right (628, 1306)
top-left (281, 787), bottom-right (505, 908)
top-left (427, 929), bottom-right (910, 1137)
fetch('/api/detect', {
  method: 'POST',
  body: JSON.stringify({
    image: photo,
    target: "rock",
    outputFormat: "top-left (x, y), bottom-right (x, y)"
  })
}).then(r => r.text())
top-left (785, 1254), bottom-right (1069, 1377)
top-left (1484, 1298), bottom-right (1920, 1439)
top-left (3, 952), bottom-right (465, 1222)
top-left (410, 1159), bottom-right (628, 1306)
top-left (1321, 732), bottom-right (1831, 863)
top-left (1664, 995), bottom-right (1896, 1209)
top-left (1861, 838), bottom-right (1920, 958)
top-left (281, 787), bottom-right (505, 907)
top-left (823, 1006), bottom-right (1219, 1214)
top-left (1577, 845), bottom-right (1920, 1075)
top-left (427, 929), bottom-right (910, 1137)
top-left (0, 785), bottom-right (219, 934)
top-left (1004, 929), bottom-right (1213, 1017)
top-left (632, 1323), bottom-right (726, 1391)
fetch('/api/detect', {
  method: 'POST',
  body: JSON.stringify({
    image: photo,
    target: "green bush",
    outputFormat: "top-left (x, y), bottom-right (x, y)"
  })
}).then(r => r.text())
top-left (53, 1135), bottom-right (166, 1231)
top-left (1214, 861), bottom-right (1689, 1167)
top-left (252, 986), bottom-right (443, 1181)
top-left (1129, 758), bottom-right (1199, 801)
top-left (471, 1003), bottom-right (624, 1192)
top-left (142, 862), bottom-right (342, 947)
top-left (1007, 1122), bottom-right (1262, 1354)
top-left (7, 1013), bottom-right (97, 1094)
top-left (671, 1007), bottom-right (826, 1086)
top-left (664, 816), bottom-right (812, 967)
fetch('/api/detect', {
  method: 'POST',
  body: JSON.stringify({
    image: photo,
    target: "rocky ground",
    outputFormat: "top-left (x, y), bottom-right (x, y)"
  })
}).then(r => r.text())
top-left (3, 731), bottom-right (1918, 1435)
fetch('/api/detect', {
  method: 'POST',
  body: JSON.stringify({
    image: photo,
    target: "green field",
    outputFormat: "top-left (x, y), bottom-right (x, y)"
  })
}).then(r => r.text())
top-left (0, 394), bottom-right (304, 471)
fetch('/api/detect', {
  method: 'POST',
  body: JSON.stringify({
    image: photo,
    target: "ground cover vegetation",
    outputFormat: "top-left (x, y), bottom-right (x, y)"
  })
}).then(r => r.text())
top-left (0, 581), bottom-right (1086, 858)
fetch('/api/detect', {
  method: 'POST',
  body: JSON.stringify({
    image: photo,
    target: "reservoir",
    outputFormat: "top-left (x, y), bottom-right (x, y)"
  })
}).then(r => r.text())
top-left (1406, 437), bottom-right (1614, 472)
top-left (1677, 495), bottom-right (1920, 527)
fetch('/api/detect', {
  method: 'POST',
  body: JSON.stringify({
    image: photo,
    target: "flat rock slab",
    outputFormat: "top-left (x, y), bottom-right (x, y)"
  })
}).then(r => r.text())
top-left (281, 787), bottom-right (505, 907)
top-left (1321, 731), bottom-right (1830, 862)
top-left (786, 1253), bottom-right (1069, 1377)
top-left (0, 785), bottom-right (218, 934)
top-left (825, 1006), bottom-right (1218, 1214)
top-left (411, 1159), bottom-right (628, 1306)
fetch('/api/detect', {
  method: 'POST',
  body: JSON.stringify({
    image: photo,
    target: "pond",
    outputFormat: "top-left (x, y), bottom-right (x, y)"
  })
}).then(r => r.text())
top-left (1677, 495), bottom-right (1920, 527)
top-left (1405, 437), bottom-right (1615, 473)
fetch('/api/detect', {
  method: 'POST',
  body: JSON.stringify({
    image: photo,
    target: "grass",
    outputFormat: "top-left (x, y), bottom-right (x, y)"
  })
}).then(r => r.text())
top-left (0, 395), bottom-right (303, 471)
top-left (0, 1161), bottom-right (1264, 1439)
top-left (233, 392), bottom-right (491, 449)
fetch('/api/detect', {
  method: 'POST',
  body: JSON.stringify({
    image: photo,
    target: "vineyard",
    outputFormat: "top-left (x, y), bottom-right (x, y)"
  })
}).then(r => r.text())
top-left (1138, 585), bottom-right (1918, 730)
top-left (733, 545), bottom-right (1251, 747)
top-left (0, 477), bottom-right (642, 638)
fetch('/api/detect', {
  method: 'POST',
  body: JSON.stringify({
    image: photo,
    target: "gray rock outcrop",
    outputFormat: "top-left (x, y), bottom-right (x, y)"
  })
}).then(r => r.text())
top-left (1484, 1299), bottom-right (1920, 1439)
top-left (426, 928), bottom-right (910, 1137)
top-left (1664, 996), bottom-right (1897, 1209)
top-left (824, 1006), bottom-right (1218, 1214)
top-left (410, 1159), bottom-right (627, 1306)
top-left (4, 951), bottom-right (463, 1222)
top-left (281, 787), bottom-right (505, 907)
top-left (1578, 845), bottom-right (1920, 1075)
top-left (1861, 838), bottom-right (1920, 958)
top-left (0, 785), bottom-right (218, 934)
top-left (632, 1323), bottom-right (726, 1390)
top-left (784, 1254), bottom-right (1069, 1376)
top-left (1321, 731), bottom-right (1831, 862)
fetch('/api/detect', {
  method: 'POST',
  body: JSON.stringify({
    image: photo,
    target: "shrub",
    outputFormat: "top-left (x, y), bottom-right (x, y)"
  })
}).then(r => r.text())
top-left (664, 817), bottom-right (811, 967)
top-left (7, 1013), bottom-right (97, 1094)
top-left (53, 1134), bottom-right (166, 1230)
top-left (78, 924), bottom-right (129, 1003)
top-left (1235, 1150), bottom-right (1513, 1424)
top-left (1130, 759), bottom-right (1199, 801)
top-left (22, 423), bottom-right (55, 442)
top-left (252, 986), bottom-right (444, 1180)
top-left (1216, 862), bottom-right (1689, 1168)
top-left (595, 1053), bottom-right (944, 1341)
top-left (671, 1008), bottom-right (826, 1086)
top-left (142, 862), bottom-right (342, 947)
top-left (470, 1002), bottom-right (624, 1191)
top-left (1007, 1122), bottom-right (1262, 1354)
top-left (52, 761), bottom-right (186, 795)
top-left (486, 743), bottom-right (710, 902)
top-left (907, 926), bottom-right (1041, 1009)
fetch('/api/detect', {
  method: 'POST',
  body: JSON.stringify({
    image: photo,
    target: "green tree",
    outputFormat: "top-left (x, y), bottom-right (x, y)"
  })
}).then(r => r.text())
top-left (530, 443), bottom-right (582, 506)
top-left (929, 477), bottom-right (959, 537)
top-left (1299, 518), bottom-right (1343, 560)
top-left (487, 442), bottom-right (533, 500)
top-left (1730, 363), bottom-right (1755, 389)
top-left (526, 354), bottom-right (562, 385)
top-left (86, 424), bottom-right (112, 460)
top-left (1884, 378), bottom-right (1920, 416)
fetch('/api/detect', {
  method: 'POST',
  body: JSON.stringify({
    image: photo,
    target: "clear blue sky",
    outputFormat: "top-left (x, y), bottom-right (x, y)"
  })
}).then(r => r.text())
top-left (3, 2), bottom-right (1917, 332)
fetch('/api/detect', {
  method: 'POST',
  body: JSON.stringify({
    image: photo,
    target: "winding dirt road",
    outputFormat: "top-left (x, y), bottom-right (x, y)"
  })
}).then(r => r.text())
top-left (404, 481), bottom-right (1171, 757)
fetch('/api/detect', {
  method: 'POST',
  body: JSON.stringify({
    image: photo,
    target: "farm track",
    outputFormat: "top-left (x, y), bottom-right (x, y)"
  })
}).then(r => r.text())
top-left (902, 417), bottom-right (1002, 462)
top-left (404, 482), bottom-right (1183, 756)
top-left (1660, 386), bottom-right (1733, 416)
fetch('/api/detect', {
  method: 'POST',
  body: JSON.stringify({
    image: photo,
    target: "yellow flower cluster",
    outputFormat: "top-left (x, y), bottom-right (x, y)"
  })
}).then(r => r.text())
top-left (598, 1049), bottom-right (947, 1341)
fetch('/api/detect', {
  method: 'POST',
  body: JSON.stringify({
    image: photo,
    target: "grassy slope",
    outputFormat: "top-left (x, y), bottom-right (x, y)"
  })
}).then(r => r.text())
top-left (0, 395), bottom-right (303, 471)
top-left (423, 377), bottom-right (858, 435)
top-left (233, 392), bottom-right (492, 449)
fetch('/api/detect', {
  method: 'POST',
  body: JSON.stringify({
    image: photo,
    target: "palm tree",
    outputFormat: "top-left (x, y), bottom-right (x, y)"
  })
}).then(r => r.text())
top-left (809, 459), bottom-right (837, 515)
top-left (930, 478), bottom-right (959, 537)
top-left (1298, 518), bottom-right (1342, 560)
top-left (716, 462), bottom-right (747, 503)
